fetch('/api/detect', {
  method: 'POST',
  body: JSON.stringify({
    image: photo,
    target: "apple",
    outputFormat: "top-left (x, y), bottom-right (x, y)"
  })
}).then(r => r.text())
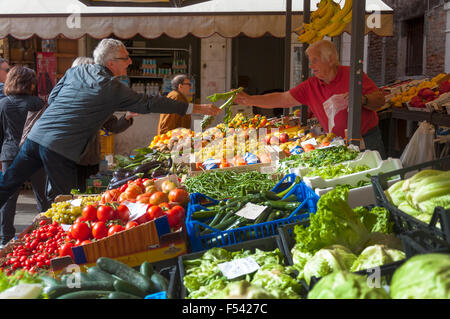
top-left (279, 133), bottom-right (289, 144)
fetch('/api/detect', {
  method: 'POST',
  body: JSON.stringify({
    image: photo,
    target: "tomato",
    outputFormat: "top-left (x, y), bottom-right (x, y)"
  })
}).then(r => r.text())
top-left (97, 205), bottom-right (115, 222)
top-left (75, 216), bottom-right (88, 224)
top-left (196, 162), bottom-right (203, 170)
top-left (59, 242), bottom-right (74, 259)
top-left (118, 184), bottom-right (128, 193)
top-left (159, 202), bottom-right (171, 211)
top-left (125, 221), bottom-right (139, 230)
top-left (80, 240), bottom-right (92, 246)
top-left (125, 184), bottom-right (143, 199)
top-left (168, 188), bottom-right (189, 205)
top-left (101, 189), bottom-right (121, 204)
top-left (303, 143), bottom-right (315, 152)
top-left (165, 205), bottom-right (185, 228)
top-left (82, 205), bottom-right (98, 222)
top-left (91, 221), bottom-right (108, 240)
top-left (108, 224), bottom-right (124, 236)
top-left (161, 181), bottom-right (177, 194)
top-left (71, 222), bottom-right (91, 241)
top-left (135, 211), bottom-right (151, 225)
top-left (136, 193), bottom-right (151, 204)
top-left (147, 205), bottom-right (164, 220)
top-left (116, 204), bottom-right (130, 222)
top-left (149, 192), bottom-right (169, 206)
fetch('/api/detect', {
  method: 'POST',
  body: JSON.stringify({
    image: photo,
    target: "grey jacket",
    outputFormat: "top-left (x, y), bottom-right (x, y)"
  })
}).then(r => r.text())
top-left (0, 95), bottom-right (44, 161)
top-left (27, 64), bottom-right (188, 163)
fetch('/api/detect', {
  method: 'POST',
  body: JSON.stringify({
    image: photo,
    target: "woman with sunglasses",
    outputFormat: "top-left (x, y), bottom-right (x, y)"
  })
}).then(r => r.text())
top-left (0, 66), bottom-right (49, 247)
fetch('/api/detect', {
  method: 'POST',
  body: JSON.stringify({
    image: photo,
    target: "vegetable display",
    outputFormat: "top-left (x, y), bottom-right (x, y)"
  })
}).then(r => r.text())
top-left (385, 169), bottom-right (450, 223)
top-left (182, 247), bottom-right (302, 299)
top-left (184, 170), bottom-right (281, 200)
top-left (305, 163), bottom-right (371, 180)
top-left (201, 87), bottom-right (244, 130)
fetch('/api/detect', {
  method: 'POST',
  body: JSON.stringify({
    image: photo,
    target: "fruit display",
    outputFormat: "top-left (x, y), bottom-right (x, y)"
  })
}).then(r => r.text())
top-left (384, 73), bottom-right (448, 109)
top-left (296, 0), bottom-right (352, 44)
top-left (43, 195), bottom-right (101, 225)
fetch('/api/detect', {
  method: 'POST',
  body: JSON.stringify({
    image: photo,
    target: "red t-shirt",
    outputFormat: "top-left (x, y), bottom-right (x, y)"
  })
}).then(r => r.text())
top-left (289, 65), bottom-right (379, 137)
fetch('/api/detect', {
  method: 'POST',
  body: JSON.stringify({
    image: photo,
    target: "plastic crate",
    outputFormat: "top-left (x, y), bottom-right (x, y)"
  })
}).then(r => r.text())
top-left (178, 235), bottom-right (286, 299)
top-left (186, 177), bottom-right (319, 252)
top-left (143, 265), bottom-right (180, 299)
top-left (371, 156), bottom-right (450, 243)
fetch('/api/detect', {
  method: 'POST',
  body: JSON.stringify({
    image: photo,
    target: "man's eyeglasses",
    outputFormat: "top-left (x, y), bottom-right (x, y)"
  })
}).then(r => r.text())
top-left (182, 82), bottom-right (192, 87)
top-left (113, 56), bottom-right (130, 61)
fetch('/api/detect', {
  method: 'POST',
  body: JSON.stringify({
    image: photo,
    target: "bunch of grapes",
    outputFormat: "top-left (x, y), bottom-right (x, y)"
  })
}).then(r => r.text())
top-left (43, 195), bottom-right (101, 225)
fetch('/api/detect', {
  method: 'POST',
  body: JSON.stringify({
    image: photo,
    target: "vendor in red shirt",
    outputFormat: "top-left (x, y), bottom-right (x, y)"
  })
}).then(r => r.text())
top-left (234, 40), bottom-right (386, 158)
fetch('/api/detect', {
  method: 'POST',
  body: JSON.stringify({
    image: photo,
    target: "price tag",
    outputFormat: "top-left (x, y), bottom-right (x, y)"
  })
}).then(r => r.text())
top-left (123, 201), bottom-right (149, 221)
top-left (218, 257), bottom-right (260, 280)
top-left (235, 203), bottom-right (267, 220)
top-left (301, 138), bottom-right (317, 148)
top-left (70, 198), bottom-right (82, 207)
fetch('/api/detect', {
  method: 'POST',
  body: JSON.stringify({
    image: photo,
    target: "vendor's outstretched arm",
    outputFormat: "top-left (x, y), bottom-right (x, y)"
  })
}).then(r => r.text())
top-left (234, 91), bottom-right (299, 109)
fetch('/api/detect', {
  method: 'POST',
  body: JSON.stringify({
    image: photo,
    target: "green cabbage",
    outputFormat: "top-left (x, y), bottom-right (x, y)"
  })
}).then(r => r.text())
top-left (307, 271), bottom-right (390, 299)
top-left (294, 187), bottom-right (369, 255)
top-left (390, 253), bottom-right (450, 299)
top-left (385, 180), bottom-right (405, 207)
top-left (350, 245), bottom-right (405, 272)
top-left (207, 280), bottom-right (275, 299)
top-left (302, 245), bottom-right (357, 285)
top-left (251, 264), bottom-right (303, 299)
top-left (356, 206), bottom-right (394, 234)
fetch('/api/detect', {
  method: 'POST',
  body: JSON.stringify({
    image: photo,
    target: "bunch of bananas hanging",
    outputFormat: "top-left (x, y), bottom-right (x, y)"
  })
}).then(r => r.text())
top-left (296, 0), bottom-right (353, 44)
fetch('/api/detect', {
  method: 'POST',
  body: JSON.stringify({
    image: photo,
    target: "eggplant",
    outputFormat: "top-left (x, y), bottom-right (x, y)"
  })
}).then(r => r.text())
top-left (132, 161), bottom-right (162, 175)
top-left (113, 167), bottom-right (131, 179)
top-left (151, 168), bottom-right (168, 178)
top-left (108, 173), bottom-right (142, 190)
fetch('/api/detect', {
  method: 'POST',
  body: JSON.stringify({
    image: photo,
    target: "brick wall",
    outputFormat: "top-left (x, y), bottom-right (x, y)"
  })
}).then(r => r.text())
top-left (425, 4), bottom-right (446, 76)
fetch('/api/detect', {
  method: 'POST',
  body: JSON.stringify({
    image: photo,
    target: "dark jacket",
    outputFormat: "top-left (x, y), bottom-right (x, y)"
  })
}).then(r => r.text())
top-left (0, 95), bottom-right (44, 161)
top-left (79, 114), bottom-right (133, 166)
top-left (27, 64), bottom-right (189, 163)
top-left (0, 83), bottom-right (5, 99)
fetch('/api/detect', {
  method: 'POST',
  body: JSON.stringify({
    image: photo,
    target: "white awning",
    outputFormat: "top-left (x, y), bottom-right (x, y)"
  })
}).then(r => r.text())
top-left (0, 0), bottom-right (394, 39)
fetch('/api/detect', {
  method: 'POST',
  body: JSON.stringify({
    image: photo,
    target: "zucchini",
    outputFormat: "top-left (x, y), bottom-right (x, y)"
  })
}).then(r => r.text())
top-left (207, 211), bottom-right (226, 228)
top-left (79, 272), bottom-right (93, 284)
top-left (113, 279), bottom-right (147, 298)
top-left (108, 291), bottom-right (142, 299)
top-left (253, 208), bottom-right (272, 225)
top-left (150, 273), bottom-right (169, 292)
top-left (191, 209), bottom-right (218, 220)
top-left (44, 281), bottom-right (114, 299)
top-left (57, 290), bottom-right (113, 299)
top-left (139, 261), bottom-right (154, 279)
top-left (261, 190), bottom-right (281, 201)
top-left (87, 266), bottom-right (116, 284)
top-left (264, 200), bottom-right (300, 210)
top-left (266, 211), bottom-right (277, 222)
top-left (212, 215), bottom-right (240, 231)
top-left (224, 217), bottom-right (248, 231)
top-left (96, 257), bottom-right (156, 293)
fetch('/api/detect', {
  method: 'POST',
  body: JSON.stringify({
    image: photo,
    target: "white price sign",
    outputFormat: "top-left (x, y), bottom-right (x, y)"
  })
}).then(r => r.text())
top-left (218, 257), bottom-right (260, 280)
top-left (234, 203), bottom-right (267, 220)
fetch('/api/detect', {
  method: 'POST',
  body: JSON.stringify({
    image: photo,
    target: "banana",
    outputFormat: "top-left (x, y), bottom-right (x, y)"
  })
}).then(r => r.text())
top-left (311, 0), bottom-right (328, 19)
top-left (312, 0), bottom-right (336, 30)
top-left (318, 20), bottom-right (344, 38)
top-left (330, 0), bottom-right (353, 23)
top-left (298, 29), bottom-right (318, 43)
top-left (327, 21), bottom-right (348, 37)
top-left (307, 33), bottom-right (324, 44)
top-left (342, 9), bottom-right (352, 24)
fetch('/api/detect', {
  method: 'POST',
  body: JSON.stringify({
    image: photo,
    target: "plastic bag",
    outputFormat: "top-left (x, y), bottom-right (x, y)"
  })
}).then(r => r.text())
top-left (400, 121), bottom-right (436, 167)
top-left (323, 93), bottom-right (349, 133)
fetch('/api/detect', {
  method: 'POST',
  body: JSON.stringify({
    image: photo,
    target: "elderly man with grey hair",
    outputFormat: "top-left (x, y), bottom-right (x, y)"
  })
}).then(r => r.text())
top-left (0, 58), bottom-right (10, 99)
top-left (0, 39), bottom-right (221, 210)
top-left (157, 74), bottom-right (193, 135)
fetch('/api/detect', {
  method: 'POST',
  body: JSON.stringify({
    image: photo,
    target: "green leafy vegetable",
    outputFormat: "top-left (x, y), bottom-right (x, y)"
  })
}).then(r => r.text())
top-left (356, 206), bottom-right (394, 234)
top-left (350, 245), bottom-right (405, 272)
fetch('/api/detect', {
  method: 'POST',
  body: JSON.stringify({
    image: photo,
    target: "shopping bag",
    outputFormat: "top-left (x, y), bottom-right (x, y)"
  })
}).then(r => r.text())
top-left (400, 121), bottom-right (435, 167)
top-left (323, 93), bottom-right (349, 133)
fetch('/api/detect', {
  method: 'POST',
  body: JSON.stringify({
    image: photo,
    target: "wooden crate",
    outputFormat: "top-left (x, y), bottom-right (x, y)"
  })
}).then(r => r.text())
top-left (71, 215), bottom-right (171, 265)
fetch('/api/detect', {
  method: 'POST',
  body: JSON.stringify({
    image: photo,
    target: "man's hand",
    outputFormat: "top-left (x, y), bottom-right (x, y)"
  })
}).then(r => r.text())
top-left (125, 111), bottom-right (140, 120)
top-left (192, 104), bottom-right (222, 116)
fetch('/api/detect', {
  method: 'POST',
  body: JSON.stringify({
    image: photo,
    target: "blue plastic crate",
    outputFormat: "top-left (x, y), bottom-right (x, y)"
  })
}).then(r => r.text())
top-left (186, 176), bottom-right (319, 252)
top-left (145, 291), bottom-right (167, 299)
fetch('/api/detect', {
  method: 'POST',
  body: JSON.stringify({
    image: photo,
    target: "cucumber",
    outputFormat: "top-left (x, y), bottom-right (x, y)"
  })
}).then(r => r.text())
top-left (108, 291), bottom-right (142, 299)
top-left (40, 276), bottom-right (60, 287)
top-left (113, 279), bottom-right (147, 298)
top-left (79, 272), bottom-right (93, 284)
top-left (191, 209), bottom-right (218, 220)
top-left (87, 266), bottom-right (116, 284)
top-left (96, 257), bottom-right (156, 293)
top-left (139, 261), bottom-right (154, 280)
top-left (150, 273), bottom-right (169, 292)
top-left (57, 290), bottom-right (113, 299)
top-left (253, 208), bottom-right (271, 225)
top-left (44, 281), bottom-right (114, 299)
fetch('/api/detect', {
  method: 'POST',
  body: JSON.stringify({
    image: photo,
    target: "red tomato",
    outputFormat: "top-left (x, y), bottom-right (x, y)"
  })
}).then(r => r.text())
top-left (92, 221), bottom-right (108, 240)
top-left (71, 222), bottom-right (91, 241)
top-left (125, 221), bottom-right (139, 230)
top-left (135, 212), bottom-right (151, 225)
top-left (116, 204), bottom-right (130, 222)
top-left (165, 205), bottom-right (185, 228)
top-left (59, 242), bottom-right (74, 259)
top-left (159, 202), bottom-right (171, 211)
top-left (97, 205), bottom-right (115, 222)
top-left (80, 240), bottom-right (92, 246)
top-left (82, 205), bottom-right (98, 222)
top-left (147, 205), bottom-right (164, 220)
top-left (149, 192), bottom-right (169, 206)
top-left (108, 224), bottom-right (124, 236)
top-left (168, 188), bottom-right (189, 205)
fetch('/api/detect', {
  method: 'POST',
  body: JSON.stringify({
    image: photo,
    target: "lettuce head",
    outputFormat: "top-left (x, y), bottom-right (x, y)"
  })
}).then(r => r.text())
top-left (307, 271), bottom-right (390, 299)
top-left (350, 244), bottom-right (405, 272)
top-left (390, 253), bottom-right (450, 299)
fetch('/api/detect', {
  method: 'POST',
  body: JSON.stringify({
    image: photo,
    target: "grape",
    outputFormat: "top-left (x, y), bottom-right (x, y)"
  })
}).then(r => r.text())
top-left (43, 195), bottom-right (101, 225)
